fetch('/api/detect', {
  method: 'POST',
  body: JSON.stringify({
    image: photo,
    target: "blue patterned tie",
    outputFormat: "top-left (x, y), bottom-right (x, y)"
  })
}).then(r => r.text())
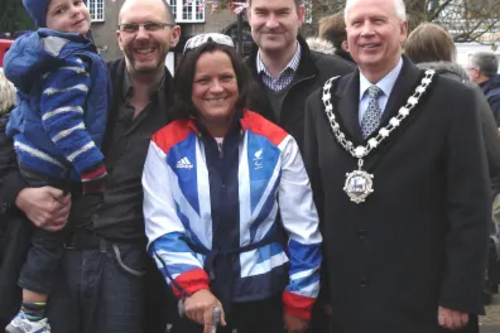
top-left (361, 85), bottom-right (383, 139)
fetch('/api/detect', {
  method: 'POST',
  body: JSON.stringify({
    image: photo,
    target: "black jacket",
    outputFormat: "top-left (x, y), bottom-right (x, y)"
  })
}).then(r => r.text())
top-left (0, 111), bottom-right (31, 328)
top-left (304, 57), bottom-right (490, 332)
top-left (0, 214), bottom-right (31, 329)
top-left (481, 75), bottom-right (500, 126)
top-left (246, 36), bottom-right (354, 149)
top-left (0, 113), bottom-right (26, 214)
top-left (85, 58), bottom-right (174, 240)
top-left (417, 61), bottom-right (500, 195)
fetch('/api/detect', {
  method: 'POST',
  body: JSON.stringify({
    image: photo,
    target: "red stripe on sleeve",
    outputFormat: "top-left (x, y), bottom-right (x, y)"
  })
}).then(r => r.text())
top-left (172, 268), bottom-right (210, 299)
top-left (283, 291), bottom-right (316, 320)
top-left (81, 163), bottom-right (107, 181)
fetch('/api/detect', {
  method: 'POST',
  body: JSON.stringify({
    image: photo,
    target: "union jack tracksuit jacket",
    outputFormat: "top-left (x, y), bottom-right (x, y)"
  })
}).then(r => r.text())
top-left (142, 110), bottom-right (322, 319)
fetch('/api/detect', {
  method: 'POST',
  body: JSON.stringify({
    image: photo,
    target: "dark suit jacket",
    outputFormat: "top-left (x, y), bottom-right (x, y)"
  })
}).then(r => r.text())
top-left (303, 57), bottom-right (490, 333)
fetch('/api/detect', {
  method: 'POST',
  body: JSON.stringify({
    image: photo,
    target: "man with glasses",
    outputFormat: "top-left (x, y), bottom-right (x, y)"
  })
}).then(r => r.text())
top-left (468, 52), bottom-right (500, 126)
top-left (0, 0), bottom-right (180, 332)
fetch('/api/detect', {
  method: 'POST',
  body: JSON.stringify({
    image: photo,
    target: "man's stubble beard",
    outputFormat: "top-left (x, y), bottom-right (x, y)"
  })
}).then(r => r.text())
top-left (125, 48), bottom-right (167, 75)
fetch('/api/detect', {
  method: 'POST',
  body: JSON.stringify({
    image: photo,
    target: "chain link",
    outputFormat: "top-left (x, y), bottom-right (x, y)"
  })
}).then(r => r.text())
top-left (322, 70), bottom-right (436, 160)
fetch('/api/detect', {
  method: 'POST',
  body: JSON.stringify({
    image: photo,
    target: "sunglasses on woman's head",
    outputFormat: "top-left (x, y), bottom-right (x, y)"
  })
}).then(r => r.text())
top-left (183, 33), bottom-right (235, 54)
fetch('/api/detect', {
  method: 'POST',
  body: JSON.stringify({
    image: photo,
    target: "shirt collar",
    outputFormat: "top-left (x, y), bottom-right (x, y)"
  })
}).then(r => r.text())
top-left (123, 69), bottom-right (133, 99)
top-left (359, 57), bottom-right (403, 101)
top-left (256, 42), bottom-right (301, 77)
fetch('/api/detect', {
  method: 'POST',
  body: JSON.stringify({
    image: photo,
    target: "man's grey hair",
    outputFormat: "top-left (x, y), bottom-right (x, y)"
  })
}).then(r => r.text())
top-left (344, 0), bottom-right (406, 22)
top-left (471, 51), bottom-right (498, 79)
top-left (0, 69), bottom-right (16, 115)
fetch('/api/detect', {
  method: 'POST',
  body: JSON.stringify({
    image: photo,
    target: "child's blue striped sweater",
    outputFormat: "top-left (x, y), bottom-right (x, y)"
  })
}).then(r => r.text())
top-left (5, 29), bottom-right (110, 190)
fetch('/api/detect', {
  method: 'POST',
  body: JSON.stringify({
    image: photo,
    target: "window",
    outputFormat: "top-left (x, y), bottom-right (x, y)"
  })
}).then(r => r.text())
top-left (166, 0), bottom-right (206, 23)
top-left (87, 0), bottom-right (105, 22)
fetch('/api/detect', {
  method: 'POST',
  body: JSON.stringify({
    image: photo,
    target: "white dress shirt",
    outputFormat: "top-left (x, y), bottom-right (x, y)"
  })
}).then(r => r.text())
top-left (358, 57), bottom-right (403, 124)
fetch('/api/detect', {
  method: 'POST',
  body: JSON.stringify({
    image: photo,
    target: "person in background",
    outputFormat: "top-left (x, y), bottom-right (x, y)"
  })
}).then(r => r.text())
top-left (305, 37), bottom-right (336, 56)
top-left (467, 51), bottom-right (500, 126)
top-left (0, 68), bottom-right (29, 330)
top-left (143, 33), bottom-right (322, 333)
top-left (405, 21), bottom-right (500, 305)
top-left (318, 12), bottom-right (354, 63)
top-left (0, 69), bottom-right (15, 115)
top-left (245, 0), bottom-right (354, 151)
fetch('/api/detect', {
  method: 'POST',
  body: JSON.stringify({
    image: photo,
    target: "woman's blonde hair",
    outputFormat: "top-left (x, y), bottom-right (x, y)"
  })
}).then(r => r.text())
top-left (404, 22), bottom-right (456, 64)
top-left (0, 68), bottom-right (16, 115)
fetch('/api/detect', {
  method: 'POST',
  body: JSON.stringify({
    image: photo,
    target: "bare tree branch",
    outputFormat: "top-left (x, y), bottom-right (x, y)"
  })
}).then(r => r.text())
top-left (306, 0), bottom-right (500, 43)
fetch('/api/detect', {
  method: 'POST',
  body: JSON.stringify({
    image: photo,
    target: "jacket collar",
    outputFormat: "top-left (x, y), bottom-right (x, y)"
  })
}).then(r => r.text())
top-left (334, 55), bottom-right (422, 143)
top-left (256, 42), bottom-right (302, 78)
top-left (416, 61), bottom-right (468, 82)
top-left (480, 75), bottom-right (500, 94)
top-left (188, 107), bottom-right (245, 139)
top-left (122, 68), bottom-right (166, 102)
top-left (108, 58), bottom-right (173, 111)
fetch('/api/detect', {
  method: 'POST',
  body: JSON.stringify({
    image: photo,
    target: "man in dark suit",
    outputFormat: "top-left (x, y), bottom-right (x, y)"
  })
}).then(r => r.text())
top-left (303, 0), bottom-right (490, 332)
top-left (245, 0), bottom-right (354, 151)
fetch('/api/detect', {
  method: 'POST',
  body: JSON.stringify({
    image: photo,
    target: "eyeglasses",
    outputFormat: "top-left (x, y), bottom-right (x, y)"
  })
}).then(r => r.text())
top-left (183, 33), bottom-right (235, 54)
top-left (118, 22), bottom-right (175, 33)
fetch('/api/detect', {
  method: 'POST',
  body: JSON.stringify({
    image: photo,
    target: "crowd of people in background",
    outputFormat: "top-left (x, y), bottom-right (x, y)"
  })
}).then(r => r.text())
top-left (0, 0), bottom-right (500, 332)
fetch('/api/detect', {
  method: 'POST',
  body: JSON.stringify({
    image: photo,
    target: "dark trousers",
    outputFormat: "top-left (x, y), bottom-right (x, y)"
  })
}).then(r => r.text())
top-left (145, 258), bottom-right (180, 333)
top-left (18, 166), bottom-right (70, 295)
top-left (172, 294), bottom-right (284, 333)
top-left (18, 228), bottom-right (65, 294)
top-left (46, 239), bottom-right (148, 333)
top-left (310, 302), bottom-right (331, 333)
top-left (0, 215), bottom-right (32, 328)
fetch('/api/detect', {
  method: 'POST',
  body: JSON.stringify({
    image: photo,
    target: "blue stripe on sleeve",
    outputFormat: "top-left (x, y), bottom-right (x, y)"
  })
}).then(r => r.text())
top-left (287, 239), bottom-right (322, 276)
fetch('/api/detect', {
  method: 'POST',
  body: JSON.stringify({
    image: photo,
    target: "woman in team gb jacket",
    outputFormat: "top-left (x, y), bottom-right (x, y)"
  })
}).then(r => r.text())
top-left (142, 33), bottom-right (322, 333)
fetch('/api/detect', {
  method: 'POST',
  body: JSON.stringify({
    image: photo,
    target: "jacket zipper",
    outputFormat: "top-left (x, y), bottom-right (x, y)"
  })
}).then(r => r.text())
top-left (217, 141), bottom-right (224, 159)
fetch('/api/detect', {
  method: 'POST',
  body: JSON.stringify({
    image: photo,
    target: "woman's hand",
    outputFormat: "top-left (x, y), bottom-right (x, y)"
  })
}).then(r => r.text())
top-left (284, 312), bottom-right (309, 333)
top-left (183, 289), bottom-right (227, 333)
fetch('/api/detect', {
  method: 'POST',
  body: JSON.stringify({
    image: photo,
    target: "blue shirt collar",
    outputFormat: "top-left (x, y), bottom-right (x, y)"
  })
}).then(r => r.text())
top-left (359, 57), bottom-right (403, 101)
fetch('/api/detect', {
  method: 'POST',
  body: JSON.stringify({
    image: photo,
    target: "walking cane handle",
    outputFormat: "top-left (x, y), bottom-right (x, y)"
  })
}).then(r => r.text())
top-left (178, 300), bottom-right (222, 331)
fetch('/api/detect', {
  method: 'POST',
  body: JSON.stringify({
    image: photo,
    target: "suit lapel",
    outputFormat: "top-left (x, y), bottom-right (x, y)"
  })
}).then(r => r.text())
top-left (335, 70), bottom-right (364, 143)
top-left (380, 57), bottom-right (422, 125)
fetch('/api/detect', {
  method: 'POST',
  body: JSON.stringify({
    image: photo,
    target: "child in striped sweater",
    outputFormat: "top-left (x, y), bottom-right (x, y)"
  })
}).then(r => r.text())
top-left (4, 0), bottom-right (110, 332)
